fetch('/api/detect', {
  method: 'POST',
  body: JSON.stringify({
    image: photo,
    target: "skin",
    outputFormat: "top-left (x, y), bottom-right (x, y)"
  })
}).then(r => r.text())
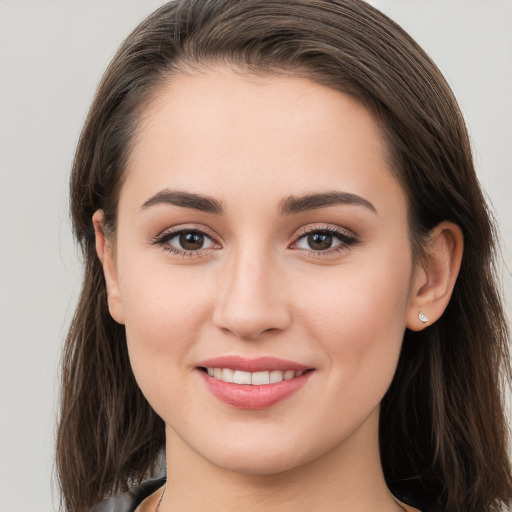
top-left (94, 68), bottom-right (463, 512)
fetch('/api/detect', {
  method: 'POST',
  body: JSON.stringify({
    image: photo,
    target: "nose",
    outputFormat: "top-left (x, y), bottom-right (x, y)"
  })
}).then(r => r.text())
top-left (212, 248), bottom-right (292, 340)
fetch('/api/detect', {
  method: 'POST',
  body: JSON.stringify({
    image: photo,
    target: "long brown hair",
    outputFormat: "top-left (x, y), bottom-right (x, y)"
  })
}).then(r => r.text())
top-left (57, 1), bottom-right (512, 511)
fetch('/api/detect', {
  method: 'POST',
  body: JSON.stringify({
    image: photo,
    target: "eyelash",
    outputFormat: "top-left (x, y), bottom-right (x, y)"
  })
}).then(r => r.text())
top-left (291, 225), bottom-right (359, 256)
top-left (151, 226), bottom-right (219, 258)
top-left (151, 224), bottom-right (358, 258)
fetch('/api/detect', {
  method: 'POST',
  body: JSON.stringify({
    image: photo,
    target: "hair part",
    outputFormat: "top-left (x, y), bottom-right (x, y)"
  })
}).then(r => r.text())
top-left (57, 1), bottom-right (512, 511)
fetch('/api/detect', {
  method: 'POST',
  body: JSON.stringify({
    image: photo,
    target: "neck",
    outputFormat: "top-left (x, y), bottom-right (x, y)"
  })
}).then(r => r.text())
top-left (159, 408), bottom-right (406, 512)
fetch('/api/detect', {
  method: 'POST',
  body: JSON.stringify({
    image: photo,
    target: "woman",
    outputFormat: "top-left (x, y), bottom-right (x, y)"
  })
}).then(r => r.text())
top-left (56, 1), bottom-right (512, 511)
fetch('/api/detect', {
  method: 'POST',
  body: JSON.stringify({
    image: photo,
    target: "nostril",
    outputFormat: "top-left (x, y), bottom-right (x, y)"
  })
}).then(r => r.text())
top-left (212, 280), bottom-right (292, 340)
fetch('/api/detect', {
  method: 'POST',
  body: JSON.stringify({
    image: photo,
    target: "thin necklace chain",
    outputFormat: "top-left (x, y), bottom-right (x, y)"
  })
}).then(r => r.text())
top-left (155, 484), bottom-right (166, 511)
top-left (394, 499), bottom-right (408, 511)
top-left (155, 485), bottom-right (407, 512)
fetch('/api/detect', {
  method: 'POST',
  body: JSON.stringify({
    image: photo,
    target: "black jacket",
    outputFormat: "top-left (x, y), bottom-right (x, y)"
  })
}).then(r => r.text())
top-left (90, 478), bottom-right (439, 512)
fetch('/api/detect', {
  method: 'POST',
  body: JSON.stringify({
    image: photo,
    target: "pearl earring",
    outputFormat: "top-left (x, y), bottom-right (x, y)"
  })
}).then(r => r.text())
top-left (418, 312), bottom-right (428, 323)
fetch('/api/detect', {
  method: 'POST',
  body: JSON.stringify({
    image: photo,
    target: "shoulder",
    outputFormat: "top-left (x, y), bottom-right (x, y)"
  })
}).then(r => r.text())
top-left (90, 478), bottom-right (166, 512)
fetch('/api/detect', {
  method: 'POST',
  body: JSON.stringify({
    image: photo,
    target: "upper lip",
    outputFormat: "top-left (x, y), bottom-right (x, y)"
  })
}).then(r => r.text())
top-left (195, 355), bottom-right (311, 372)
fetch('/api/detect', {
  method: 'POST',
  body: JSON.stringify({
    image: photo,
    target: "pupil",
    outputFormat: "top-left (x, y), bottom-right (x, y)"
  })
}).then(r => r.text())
top-left (308, 232), bottom-right (332, 250)
top-left (180, 232), bottom-right (204, 250)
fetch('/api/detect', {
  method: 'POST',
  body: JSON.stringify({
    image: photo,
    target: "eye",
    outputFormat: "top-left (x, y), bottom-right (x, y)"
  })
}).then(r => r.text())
top-left (292, 226), bottom-right (358, 253)
top-left (296, 231), bottom-right (340, 251)
top-left (168, 231), bottom-right (215, 251)
top-left (152, 227), bottom-right (219, 256)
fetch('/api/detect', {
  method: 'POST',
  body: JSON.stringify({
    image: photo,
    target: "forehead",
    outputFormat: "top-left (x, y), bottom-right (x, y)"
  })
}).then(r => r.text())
top-left (122, 67), bottom-right (405, 219)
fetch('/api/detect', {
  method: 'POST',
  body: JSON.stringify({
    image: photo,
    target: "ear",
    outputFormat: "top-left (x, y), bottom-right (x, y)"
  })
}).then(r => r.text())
top-left (92, 210), bottom-right (125, 324)
top-left (406, 221), bottom-right (463, 331)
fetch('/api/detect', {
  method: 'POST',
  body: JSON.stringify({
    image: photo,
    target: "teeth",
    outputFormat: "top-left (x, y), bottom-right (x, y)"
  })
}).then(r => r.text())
top-left (251, 371), bottom-right (270, 385)
top-left (233, 370), bottom-right (252, 385)
top-left (269, 370), bottom-right (284, 383)
top-left (205, 368), bottom-right (307, 385)
top-left (222, 368), bottom-right (234, 383)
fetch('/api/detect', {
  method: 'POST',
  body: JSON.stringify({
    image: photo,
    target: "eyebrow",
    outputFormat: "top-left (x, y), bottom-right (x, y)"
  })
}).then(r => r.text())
top-left (140, 189), bottom-right (377, 216)
top-left (141, 189), bottom-right (224, 214)
top-left (279, 191), bottom-right (377, 215)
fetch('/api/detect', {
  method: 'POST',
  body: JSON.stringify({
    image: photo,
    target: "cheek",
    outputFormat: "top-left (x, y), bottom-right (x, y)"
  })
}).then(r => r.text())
top-left (115, 255), bottom-right (213, 398)
top-left (296, 254), bottom-right (411, 394)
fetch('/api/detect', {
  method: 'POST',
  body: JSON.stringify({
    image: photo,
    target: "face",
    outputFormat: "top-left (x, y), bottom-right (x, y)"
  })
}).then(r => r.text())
top-left (102, 68), bottom-right (420, 475)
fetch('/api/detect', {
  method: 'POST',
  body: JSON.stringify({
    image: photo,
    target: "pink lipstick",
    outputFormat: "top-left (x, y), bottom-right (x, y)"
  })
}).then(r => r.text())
top-left (196, 356), bottom-right (314, 409)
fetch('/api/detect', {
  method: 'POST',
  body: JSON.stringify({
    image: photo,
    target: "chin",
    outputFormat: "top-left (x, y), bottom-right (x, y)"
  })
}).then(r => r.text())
top-left (195, 434), bottom-right (321, 476)
top-left (209, 451), bottom-right (307, 476)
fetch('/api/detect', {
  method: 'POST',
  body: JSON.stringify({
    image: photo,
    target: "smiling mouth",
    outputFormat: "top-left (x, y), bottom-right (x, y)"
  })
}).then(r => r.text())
top-left (200, 367), bottom-right (312, 385)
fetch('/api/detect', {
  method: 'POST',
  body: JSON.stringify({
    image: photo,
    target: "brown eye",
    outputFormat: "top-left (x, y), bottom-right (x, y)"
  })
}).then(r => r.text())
top-left (294, 228), bottom-right (357, 253)
top-left (179, 232), bottom-right (206, 250)
top-left (307, 232), bottom-right (333, 251)
top-left (159, 229), bottom-right (216, 253)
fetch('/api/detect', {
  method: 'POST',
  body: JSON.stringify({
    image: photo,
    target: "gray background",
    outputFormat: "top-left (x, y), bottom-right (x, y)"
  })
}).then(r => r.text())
top-left (1, 1), bottom-right (511, 511)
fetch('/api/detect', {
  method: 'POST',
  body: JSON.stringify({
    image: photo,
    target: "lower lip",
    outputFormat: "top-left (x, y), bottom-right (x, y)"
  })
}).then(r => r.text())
top-left (198, 370), bottom-right (314, 409)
